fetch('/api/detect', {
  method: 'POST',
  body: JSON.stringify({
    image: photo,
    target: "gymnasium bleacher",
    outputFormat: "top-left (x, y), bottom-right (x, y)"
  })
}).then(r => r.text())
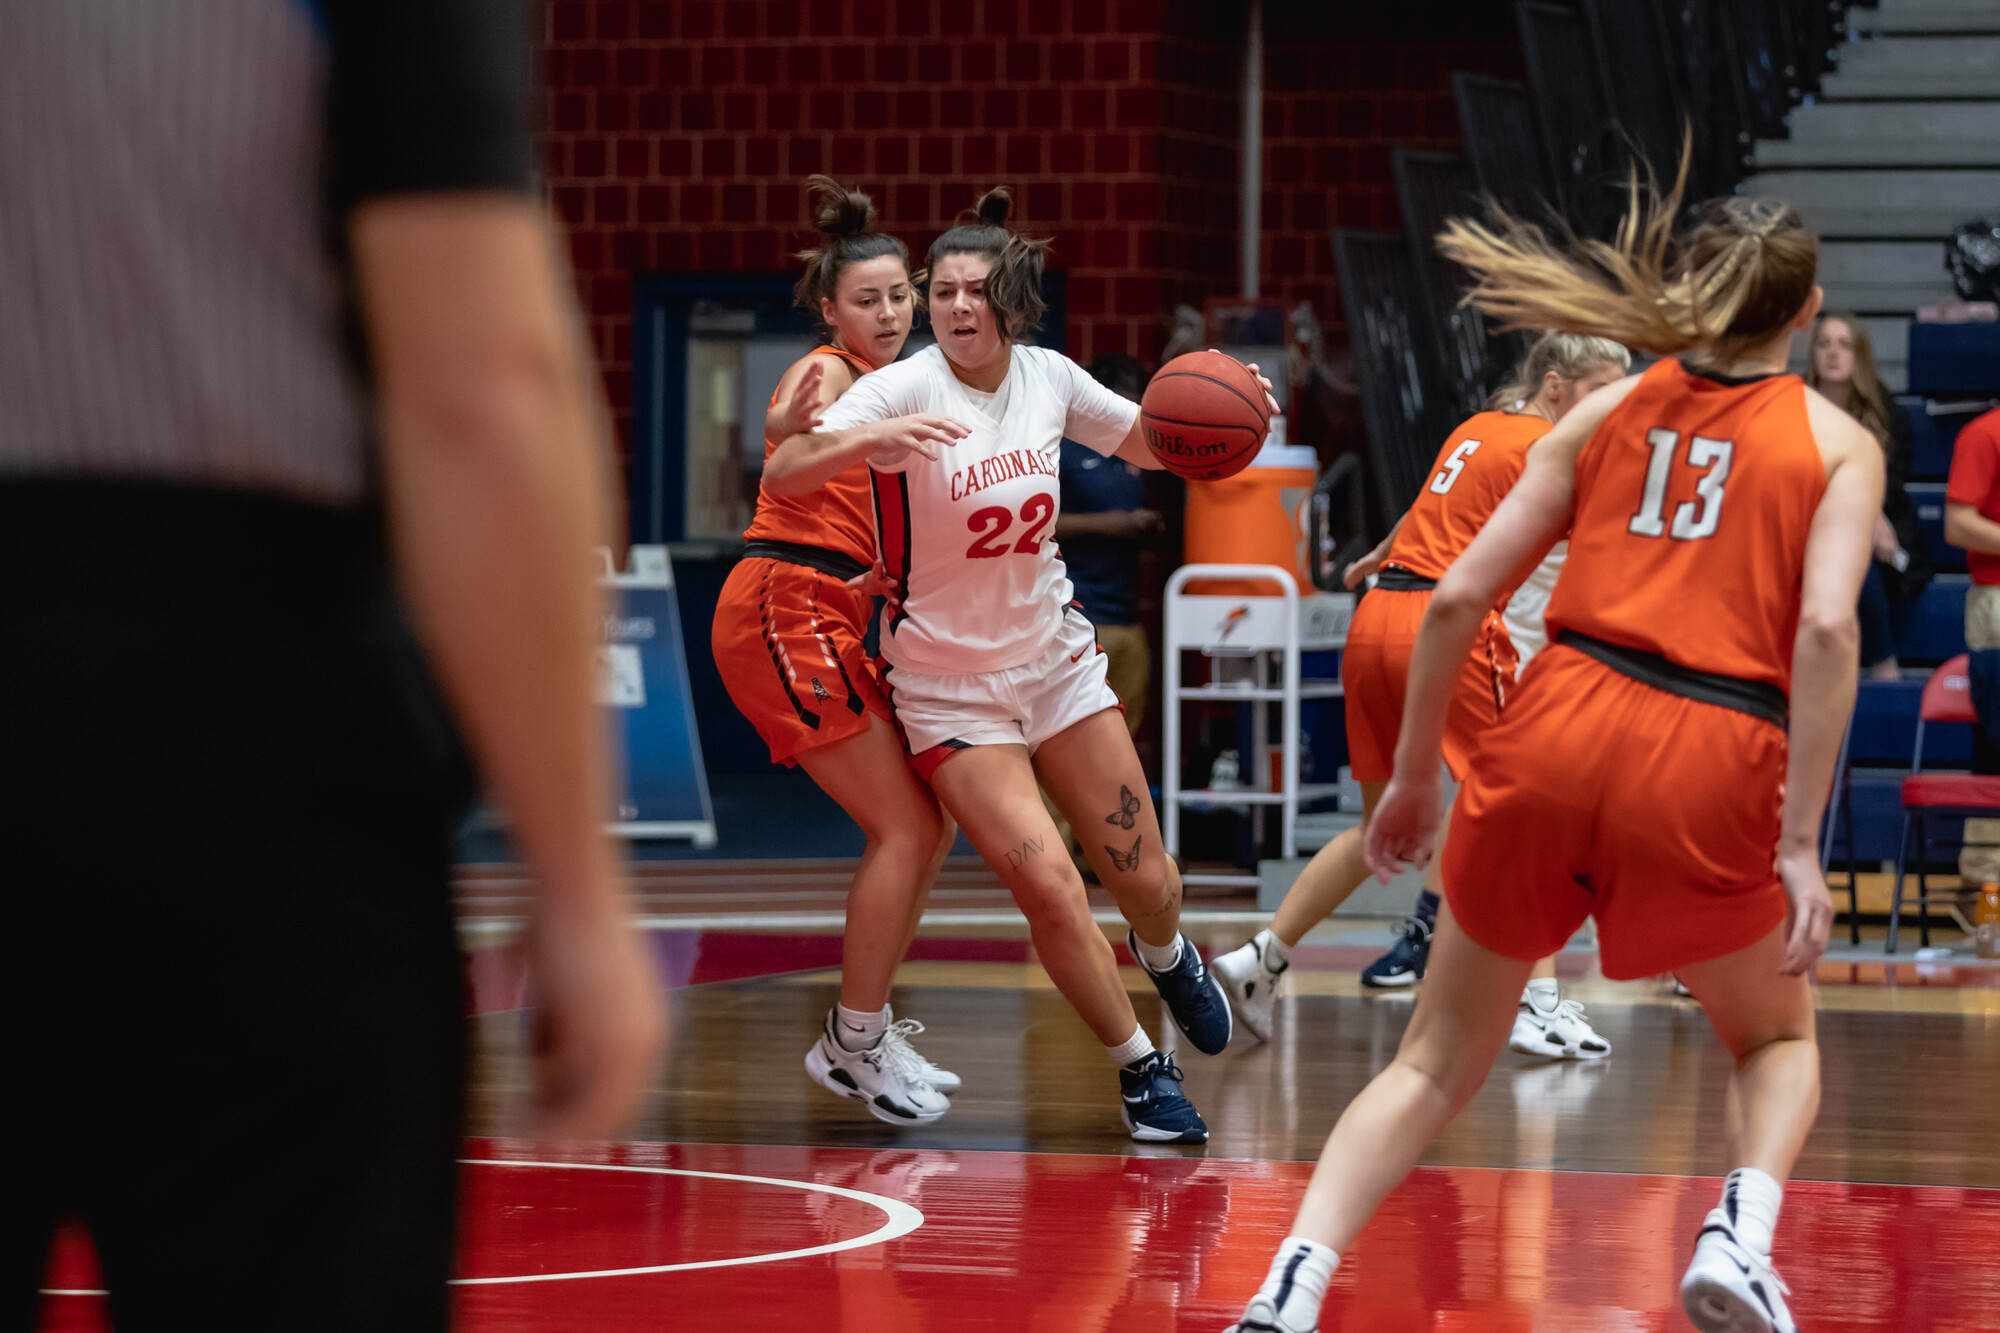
top-left (1334, 0), bottom-right (2000, 932)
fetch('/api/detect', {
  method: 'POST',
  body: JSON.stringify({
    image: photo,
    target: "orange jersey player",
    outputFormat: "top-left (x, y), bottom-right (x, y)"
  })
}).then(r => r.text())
top-left (1212, 334), bottom-right (1629, 1046)
top-left (1343, 405), bottom-right (1554, 784)
top-left (1230, 174), bottom-right (1880, 1333)
top-left (710, 178), bottom-right (971, 1129)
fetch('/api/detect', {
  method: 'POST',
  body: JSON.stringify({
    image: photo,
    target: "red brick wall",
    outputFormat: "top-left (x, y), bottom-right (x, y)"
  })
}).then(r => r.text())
top-left (539, 0), bottom-right (1521, 447)
top-left (1257, 8), bottom-right (1523, 320)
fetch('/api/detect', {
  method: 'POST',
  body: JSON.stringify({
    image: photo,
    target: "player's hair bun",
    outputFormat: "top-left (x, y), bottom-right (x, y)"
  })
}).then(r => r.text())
top-left (973, 187), bottom-right (1013, 229)
top-left (808, 174), bottom-right (877, 238)
top-left (793, 177), bottom-right (910, 336)
top-left (928, 186), bottom-right (1049, 341)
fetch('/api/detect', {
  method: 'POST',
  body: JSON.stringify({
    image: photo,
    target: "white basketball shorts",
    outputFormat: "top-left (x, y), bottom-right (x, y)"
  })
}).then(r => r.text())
top-left (881, 605), bottom-right (1122, 780)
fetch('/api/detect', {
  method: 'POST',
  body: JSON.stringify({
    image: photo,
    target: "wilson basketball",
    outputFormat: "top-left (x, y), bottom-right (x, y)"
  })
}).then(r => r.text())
top-left (1140, 351), bottom-right (1271, 481)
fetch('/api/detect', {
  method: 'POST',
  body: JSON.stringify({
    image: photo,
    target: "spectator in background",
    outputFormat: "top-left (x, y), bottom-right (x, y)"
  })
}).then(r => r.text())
top-left (1809, 312), bottom-right (1931, 680)
top-left (1056, 354), bottom-right (1162, 733)
top-left (1945, 404), bottom-right (2000, 774)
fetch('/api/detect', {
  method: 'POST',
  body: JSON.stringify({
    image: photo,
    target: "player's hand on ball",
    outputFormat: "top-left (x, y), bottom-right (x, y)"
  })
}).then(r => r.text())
top-left (1364, 773), bottom-right (1442, 882)
top-left (1775, 843), bottom-right (1834, 976)
top-left (1209, 348), bottom-right (1284, 418)
top-left (871, 413), bottom-right (969, 464)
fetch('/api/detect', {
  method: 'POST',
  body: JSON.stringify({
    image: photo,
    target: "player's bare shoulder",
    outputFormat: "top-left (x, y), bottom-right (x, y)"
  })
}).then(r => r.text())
top-left (1801, 382), bottom-right (1883, 479)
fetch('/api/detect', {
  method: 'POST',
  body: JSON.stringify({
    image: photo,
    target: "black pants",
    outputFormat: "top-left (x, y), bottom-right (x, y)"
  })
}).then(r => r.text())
top-left (3, 482), bottom-right (471, 1332)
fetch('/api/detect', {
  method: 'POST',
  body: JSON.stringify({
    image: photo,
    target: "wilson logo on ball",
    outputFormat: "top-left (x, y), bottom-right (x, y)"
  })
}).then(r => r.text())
top-left (1140, 350), bottom-right (1270, 481)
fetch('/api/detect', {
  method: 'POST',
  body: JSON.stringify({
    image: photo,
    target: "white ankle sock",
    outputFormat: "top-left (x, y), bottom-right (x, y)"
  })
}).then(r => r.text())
top-left (1258, 1235), bottom-right (1338, 1325)
top-left (1722, 1167), bottom-right (1783, 1256)
top-left (1133, 933), bottom-right (1184, 972)
top-left (1524, 977), bottom-right (1560, 1013)
top-left (1105, 1025), bottom-right (1156, 1067)
top-left (833, 1003), bottom-right (889, 1052)
top-left (1256, 928), bottom-right (1291, 972)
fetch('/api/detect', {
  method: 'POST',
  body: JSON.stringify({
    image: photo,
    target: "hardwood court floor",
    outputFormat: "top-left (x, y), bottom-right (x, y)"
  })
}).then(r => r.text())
top-left (468, 973), bottom-right (2000, 1188)
top-left (448, 946), bottom-right (2000, 1330)
top-left (36, 938), bottom-right (2000, 1331)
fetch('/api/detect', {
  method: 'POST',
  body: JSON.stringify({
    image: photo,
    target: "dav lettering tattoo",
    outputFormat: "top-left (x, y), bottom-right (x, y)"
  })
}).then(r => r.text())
top-left (1004, 835), bottom-right (1046, 869)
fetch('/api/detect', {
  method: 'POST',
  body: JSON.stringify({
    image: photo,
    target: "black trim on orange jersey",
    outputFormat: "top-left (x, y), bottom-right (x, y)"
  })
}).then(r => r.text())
top-left (742, 538), bottom-right (867, 582)
top-left (1556, 630), bottom-right (1787, 729)
top-left (1375, 566), bottom-right (1438, 591)
top-left (756, 564), bottom-right (820, 730)
top-left (1677, 360), bottom-right (1787, 388)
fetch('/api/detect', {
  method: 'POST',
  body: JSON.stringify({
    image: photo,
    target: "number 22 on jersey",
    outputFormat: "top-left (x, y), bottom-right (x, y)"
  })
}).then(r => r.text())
top-left (1628, 427), bottom-right (1734, 541)
top-left (967, 493), bottom-right (1056, 558)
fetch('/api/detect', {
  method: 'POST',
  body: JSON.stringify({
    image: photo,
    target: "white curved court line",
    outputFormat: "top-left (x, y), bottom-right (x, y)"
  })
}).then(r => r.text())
top-left (449, 1158), bottom-right (925, 1285)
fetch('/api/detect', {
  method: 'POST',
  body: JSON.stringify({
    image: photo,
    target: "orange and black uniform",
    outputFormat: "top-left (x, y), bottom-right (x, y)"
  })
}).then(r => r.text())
top-left (1343, 410), bottom-right (1549, 782)
top-left (1443, 359), bottom-right (1827, 979)
top-left (712, 345), bottom-right (894, 765)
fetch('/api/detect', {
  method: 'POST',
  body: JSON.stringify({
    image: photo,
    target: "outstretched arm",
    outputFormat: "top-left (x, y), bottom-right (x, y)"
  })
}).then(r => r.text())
top-left (1365, 376), bottom-right (1638, 878)
top-left (764, 414), bottom-right (972, 494)
top-left (351, 196), bottom-right (662, 1140)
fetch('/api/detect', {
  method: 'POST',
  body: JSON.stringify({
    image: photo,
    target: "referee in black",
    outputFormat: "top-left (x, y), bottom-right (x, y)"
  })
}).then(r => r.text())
top-left (2, 3), bottom-right (663, 1328)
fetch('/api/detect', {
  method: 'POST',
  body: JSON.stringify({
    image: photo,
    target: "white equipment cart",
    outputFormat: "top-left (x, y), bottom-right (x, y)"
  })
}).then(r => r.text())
top-left (1162, 564), bottom-right (1352, 887)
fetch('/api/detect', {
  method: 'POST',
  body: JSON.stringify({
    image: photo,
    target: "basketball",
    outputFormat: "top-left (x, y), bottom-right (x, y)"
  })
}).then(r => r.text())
top-left (1140, 351), bottom-right (1272, 481)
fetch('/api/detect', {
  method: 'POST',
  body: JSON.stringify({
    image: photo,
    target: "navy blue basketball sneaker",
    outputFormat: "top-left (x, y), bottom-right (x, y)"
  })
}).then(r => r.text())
top-left (1129, 930), bottom-right (1233, 1054)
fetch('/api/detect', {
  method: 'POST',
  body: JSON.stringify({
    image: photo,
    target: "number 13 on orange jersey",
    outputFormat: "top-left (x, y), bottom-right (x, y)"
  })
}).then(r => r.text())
top-left (1628, 427), bottom-right (1734, 541)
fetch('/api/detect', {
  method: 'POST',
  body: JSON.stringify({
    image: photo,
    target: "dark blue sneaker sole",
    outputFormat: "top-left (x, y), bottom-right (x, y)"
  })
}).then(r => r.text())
top-left (1120, 1107), bottom-right (1208, 1145)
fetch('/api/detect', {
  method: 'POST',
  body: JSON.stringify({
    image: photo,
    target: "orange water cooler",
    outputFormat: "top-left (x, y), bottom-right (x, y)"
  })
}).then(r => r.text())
top-left (1182, 434), bottom-right (1319, 595)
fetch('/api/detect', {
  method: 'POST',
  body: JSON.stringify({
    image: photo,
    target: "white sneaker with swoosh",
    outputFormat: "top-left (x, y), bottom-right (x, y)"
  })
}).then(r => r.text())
top-left (1680, 1212), bottom-right (1798, 1333)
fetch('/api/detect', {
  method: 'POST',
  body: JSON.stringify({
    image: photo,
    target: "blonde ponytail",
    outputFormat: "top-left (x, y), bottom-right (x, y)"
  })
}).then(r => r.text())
top-left (1437, 152), bottom-right (1818, 364)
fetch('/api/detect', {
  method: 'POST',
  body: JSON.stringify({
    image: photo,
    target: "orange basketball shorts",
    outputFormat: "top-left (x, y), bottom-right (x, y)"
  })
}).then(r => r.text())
top-left (1342, 587), bottom-right (1516, 783)
top-left (712, 556), bottom-right (891, 767)
top-left (1441, 644), bottom-right (1789, 980)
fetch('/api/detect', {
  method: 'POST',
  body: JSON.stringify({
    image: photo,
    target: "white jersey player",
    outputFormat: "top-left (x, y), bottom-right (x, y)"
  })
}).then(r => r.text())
top-left (768, 188), bottom-right (1276, 1144)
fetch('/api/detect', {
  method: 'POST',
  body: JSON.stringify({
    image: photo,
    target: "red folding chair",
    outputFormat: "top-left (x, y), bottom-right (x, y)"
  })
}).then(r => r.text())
top-left (1890, 654), bottom-right (2000, 952)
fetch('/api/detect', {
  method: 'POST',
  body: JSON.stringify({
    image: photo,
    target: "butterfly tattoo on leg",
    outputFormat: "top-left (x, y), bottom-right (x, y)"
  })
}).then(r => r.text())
top-left (1105, 834), bottom-right (1142, 872)
top-left (1105, 785), bottom-right (1141, 831)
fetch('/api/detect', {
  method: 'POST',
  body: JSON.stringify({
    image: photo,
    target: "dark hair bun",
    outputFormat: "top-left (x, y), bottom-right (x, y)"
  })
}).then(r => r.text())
top-left (808, 174), bottom-right (876, 238)
top-left (974, 187), bottom-right (1012, 229)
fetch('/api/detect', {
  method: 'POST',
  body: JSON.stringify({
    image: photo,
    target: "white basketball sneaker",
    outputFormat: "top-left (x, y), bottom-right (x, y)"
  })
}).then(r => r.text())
top-left (1226, 1293), bottom-right (1318, 1333)
top-left (1681, 1213), bottom-right (1798, 1333)
top-left (881, 1017), bottom-right (960, 1094)
top-left (1211, 932), bottom-right (1288, 1043)
top-left (1509, 992), bottom-right (1611, 1059)
top-left (804, 1013), bottom-right (949, 1125)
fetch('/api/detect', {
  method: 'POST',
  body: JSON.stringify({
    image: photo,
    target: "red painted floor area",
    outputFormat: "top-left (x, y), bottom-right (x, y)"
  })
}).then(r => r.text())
top-left (39, 1141), bottom-right (2000, 1331)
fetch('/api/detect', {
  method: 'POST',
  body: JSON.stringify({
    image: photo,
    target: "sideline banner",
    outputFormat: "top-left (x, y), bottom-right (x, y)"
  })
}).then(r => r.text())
top-left (600, 545), bottom-right (717, 846)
